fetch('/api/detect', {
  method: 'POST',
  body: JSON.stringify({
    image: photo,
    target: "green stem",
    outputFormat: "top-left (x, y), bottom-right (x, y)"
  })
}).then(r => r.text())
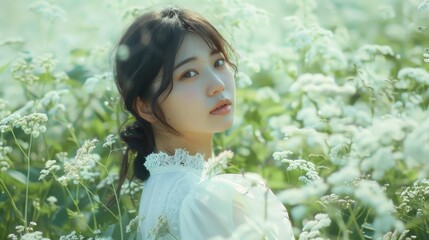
top-left (11, 131), bottom-right (29, 160)
top-left (0, 175), bottom-right (25, 222)
top-left (24, 135), bottom-right (33, 231)
top-left (78, 182), bottom-right (119, 220)
top-left (348, 207), bottom-right (366, 240)
top-left (62, 184), bottom-right (94, 232)
top-left (11, 130), bottom-right (31, 230)
top-left (83, 184), bottom-right (98, 229)
top-left (102, 150), bottom-right (124, 240)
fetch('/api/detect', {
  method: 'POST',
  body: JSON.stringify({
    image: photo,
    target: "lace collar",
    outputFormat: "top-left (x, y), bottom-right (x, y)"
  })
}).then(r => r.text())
top-left (144, 148), bottom-right (207, 175)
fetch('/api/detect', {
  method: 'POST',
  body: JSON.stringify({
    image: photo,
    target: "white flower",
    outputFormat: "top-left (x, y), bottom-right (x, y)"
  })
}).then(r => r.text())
top-left (36, 89), bottom-right (69, 114)
top-left (0, 99), bottom-right (11, 120)
top-left (353, 44), bottom-right (395, 65)
top-left (46, 196), bottom-right (58, 206)
top-left (59, 231), bottom-right (84, 240)
top-left (203, 150), bottom-right (233, 178)
top-left (0, 141), bottom-right (12, 171)
top-left (397, 68), bottom-right (429, 87)
top-left (10, 57), bottom-right (39, 84)
top-left (355, 180), bottom-right (395, 215)
top-left (126, 216), bottom-right (140, 233)
top-left (255, 87), bottom-right (280, 103)
top-left (327, 162), bottom-right (360, 185)
top-left (354, 179), bottom-right (402, 237)
top-left (279, 126), bottom-right (329, 155)
top-left (290, 74), bottom-right (356, 97)
top-left (318, 102), bottom-right (342, 119)
top-left (277, 179), bottom-right (328, 205)
top-left (148, 215), bottom-right (171, 239)
top-left (56, 176), bottom-right (69, 186)
top-left (84, 72), bottom-right (114, 96)
top-left (361, 147), bottom-right (400, 180)
top-left (320, 194), bottom-right (355, 209)
top-left (277, 153), bottom-right (320, 183)
top-left (54, 71), bottom-right (69, 82)
top-left (96, 173), bottom-right (119, 189)
top-left (34, 53), bottom-right (57, 73)
top-left (7, 233), bottom-right (18, 240)
top-left (120, 180), bottom-right (143, 196)
top-left (299, 213), bottom-right (331, 240)
top-left (403, 117), bottom-right (429, 178)
top-left (63, 140), bottom-right (100, 184)
top-left (21, 231), bottom-right (50, 240)
top-left (13, 113), bottom-right (48, 137)
top-left (102, 134), bottom-right (116, 148)
top-left (39, 160), bottom-right (60, 180)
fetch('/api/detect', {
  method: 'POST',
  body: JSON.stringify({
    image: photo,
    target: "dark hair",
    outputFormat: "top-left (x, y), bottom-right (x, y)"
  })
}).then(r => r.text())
top-left (113, 7), bottom-right (237, 191)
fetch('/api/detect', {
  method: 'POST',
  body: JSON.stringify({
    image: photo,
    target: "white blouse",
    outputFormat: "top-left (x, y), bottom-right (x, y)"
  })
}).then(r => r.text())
top-left (138, 149), bottom-right (295, 240)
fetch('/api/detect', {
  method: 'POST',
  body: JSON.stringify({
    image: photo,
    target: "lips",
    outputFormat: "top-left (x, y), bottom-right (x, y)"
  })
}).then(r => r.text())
top-left (210, 98), bottom-right (232, 114)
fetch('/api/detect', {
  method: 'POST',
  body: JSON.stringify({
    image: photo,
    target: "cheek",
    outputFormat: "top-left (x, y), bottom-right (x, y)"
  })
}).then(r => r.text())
top-left (223, 69), bottom-right (235, 91)
top-left (161, 87), bottom-right (202, 119)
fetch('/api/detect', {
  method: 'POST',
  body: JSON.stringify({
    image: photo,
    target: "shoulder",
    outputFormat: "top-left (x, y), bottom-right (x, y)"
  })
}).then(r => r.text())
top-left (179, 173), bottom-right (295, 239)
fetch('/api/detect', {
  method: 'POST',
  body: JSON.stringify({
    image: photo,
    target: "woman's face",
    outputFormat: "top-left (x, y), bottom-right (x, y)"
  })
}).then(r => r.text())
top-left (158, 33), bottom-right (235, 135)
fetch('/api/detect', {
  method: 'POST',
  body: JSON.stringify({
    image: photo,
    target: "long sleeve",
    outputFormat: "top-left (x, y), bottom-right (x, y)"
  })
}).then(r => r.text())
top-left (179, 173), bottom-right (295, 240)
top-left (138, 170), bottom-right (201, 239)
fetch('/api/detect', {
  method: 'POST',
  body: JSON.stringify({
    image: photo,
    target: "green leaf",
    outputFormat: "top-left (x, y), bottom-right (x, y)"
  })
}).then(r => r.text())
top-left (6, 170), bottom-right (27, 185)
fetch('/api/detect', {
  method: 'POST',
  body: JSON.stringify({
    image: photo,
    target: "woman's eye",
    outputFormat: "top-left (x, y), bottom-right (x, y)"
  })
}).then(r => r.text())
top-left (214, 58), bottom-right (225, 68)
top-left (181, 70), bottom-right (198, 79)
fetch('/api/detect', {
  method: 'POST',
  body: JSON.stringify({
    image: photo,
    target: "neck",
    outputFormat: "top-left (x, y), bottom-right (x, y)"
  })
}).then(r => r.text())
top-left (153, 127), bottom-right (213, 160)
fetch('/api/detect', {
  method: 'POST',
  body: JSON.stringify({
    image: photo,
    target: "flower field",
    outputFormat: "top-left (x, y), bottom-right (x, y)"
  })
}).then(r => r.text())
top-left (0, 0), bottom-right (428, 239)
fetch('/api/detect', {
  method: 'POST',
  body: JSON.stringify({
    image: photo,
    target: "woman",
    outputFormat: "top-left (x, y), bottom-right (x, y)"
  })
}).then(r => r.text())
top-left (113, 6), bottom-right (294, 239)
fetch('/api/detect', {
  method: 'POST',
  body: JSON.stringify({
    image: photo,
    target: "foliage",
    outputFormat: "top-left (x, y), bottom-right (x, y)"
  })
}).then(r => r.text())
top-left (0, 0), bottom-right (428, 239)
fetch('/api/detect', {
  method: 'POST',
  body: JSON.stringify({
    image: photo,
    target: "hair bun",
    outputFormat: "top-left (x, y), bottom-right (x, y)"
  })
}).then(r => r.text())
top-left (120, 120), bottom-right (147, 153)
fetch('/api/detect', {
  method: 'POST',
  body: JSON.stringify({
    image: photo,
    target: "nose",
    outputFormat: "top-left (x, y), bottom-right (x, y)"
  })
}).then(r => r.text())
top-left (207, 70), bottom-right (225, 96)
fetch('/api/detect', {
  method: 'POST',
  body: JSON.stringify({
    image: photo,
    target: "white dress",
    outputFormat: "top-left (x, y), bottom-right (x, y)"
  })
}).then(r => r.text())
top-left (138, 149), bottom-right (295, 240)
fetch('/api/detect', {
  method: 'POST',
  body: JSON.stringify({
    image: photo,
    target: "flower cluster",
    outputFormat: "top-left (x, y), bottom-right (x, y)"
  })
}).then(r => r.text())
top-left (273, 150), bottom-right (320, 183)
top-left (320, 194), bottom-right (355, 209)
top-left (203, 150), bottom-right (234, 178)
top-left (38, 160), bottom-right (60, 180)
top-left (10, 57), bottom-right (39, 84)
top-left (396, 179), bottom-right (429, 216)
top-left (380, 229), bottom-right (415, 240)
top-left (34, 53), bottom-right (58, 74)
top-left (353, 44), bottom-right (395, 65)
top-left (290, 74), bottom-right (356, 98)
top-left (8, 222), bottom-right (49, 240)
top-left (299, 213), bottom-right (331, 240)
top-left (120, 180), bottom-right (143, 197)
top-left (0, 141), bottom-right (12, 171)
top-left (84, 72), bottom-right (114, 96)
top-left (58, 231), bottom-right (84, 240)
top-left (102, 134), bottom-right (116, 148)
top-left (355, 180), bottom-right (403, 237)
top-left (13, 113), bottom-right (48, 138)
top-left (62, 139), bottom-right (100, 185)
top-left (148, 215), bottom-right (170, 239)
top-left (283, 13), bottom-right (347, 73)
top-left (0, 99), bottom-right (11, 119)
top-left (96, 173), bottom-right (118, 189)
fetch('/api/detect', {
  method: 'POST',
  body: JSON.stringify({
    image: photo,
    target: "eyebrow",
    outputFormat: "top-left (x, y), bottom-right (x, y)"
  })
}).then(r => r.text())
top-left (174, 49), bottom-right (221, 70)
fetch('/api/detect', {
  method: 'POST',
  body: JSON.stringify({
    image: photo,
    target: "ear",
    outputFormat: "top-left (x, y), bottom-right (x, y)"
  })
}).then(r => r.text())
top-left (135, 98), bottom-right (156, 123)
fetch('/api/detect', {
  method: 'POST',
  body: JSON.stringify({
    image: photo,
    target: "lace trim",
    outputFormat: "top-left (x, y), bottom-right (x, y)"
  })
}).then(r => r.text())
top-left (144, 148), bottom-right (206, 174)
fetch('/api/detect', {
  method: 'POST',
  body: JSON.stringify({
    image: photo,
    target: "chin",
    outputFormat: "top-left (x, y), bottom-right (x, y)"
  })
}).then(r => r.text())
top-left (213, 120), bottom-right (234, 133)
